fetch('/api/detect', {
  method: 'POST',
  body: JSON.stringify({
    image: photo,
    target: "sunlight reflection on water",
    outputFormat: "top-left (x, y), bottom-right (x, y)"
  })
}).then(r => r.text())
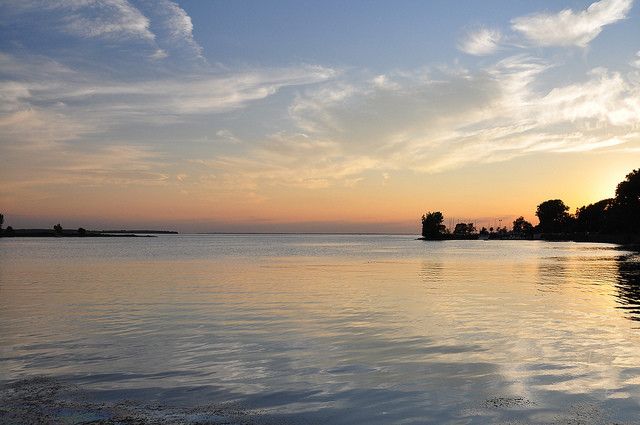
top-left (1, 235), bottom-right (640, 423)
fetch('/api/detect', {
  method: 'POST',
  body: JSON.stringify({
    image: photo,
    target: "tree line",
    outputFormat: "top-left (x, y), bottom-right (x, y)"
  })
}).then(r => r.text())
top-left (422, 168), bottom-right (640, 241)
top-left (0, 216), bottom-right (87, 237)
top-left (0, 217), bottom-right (175, 237)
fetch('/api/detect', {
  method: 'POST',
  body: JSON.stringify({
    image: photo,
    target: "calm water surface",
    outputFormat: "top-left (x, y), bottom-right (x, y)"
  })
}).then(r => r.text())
top-left (1, 235), bottom-right (640, 423)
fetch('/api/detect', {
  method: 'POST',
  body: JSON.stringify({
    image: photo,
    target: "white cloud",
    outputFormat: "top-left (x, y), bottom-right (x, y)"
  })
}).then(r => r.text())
top-left (150, 48), bottom-right (168, 60)
top-left (2, 142), bottom-right (168, 191)
top-left (289, 68), bottom-right (501, 156)
top-left (163, 1), bottom-right (193, 40)
top-left (61, 0), bottom-right (155, 41)
top-left (0, 109), bottom-right (167, 191)
top-left (0, 53), bottom-right (337, 119)
top-left (372, 74), bottom-right (401, 90)
top-left (554, 136), bottom-right (625, 152)
top-left (153, 0), bottom-right (204, 58)
top-left (633, 51), bottom-right (640, 68)
top-left (511, 0), bottom-right (633, 47)
top-left (1, 0), bottom-right (206, 61)
top-left (196, 133), bottom-right (379, 190)
top-left (459, 28), bottom-right (503, 56)
top-left (0, 50), bottom-right (339, 194)
top-left (205, 55), bottom-right (640, 186)
top-left (0, 109), bottom-right (91, 149)
top-left (153, 66), bottom-right (336, 114)
top-left (539, 68), bottom-right (640, 126)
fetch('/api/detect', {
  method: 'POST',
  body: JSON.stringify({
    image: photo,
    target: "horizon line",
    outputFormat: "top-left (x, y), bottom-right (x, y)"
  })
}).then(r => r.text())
top-left (192, 232), bottom-right (417, 236)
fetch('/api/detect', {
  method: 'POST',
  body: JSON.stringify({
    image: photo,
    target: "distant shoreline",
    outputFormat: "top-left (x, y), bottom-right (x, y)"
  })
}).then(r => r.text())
top-left (100, 230), bottom-right (179, 234)
top-left (0, 229), bottom-right (177, 238)
top-left (196, 232), bottom-right (415, 235)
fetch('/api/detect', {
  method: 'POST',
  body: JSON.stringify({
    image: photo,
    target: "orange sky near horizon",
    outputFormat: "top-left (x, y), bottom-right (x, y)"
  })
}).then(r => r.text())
top-left (2, 150), bottom-right (635, 233)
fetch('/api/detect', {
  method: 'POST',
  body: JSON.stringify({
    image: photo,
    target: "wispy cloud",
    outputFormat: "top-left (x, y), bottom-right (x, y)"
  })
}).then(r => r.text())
top-left (36, 0), bottom-right (156, 41)
top-left (0, 52), bottom-right (336, 117)
top-left (193, 132), bottom-right (378, 191)
top-left (156, 0), bottom-right (203, 57)
top-left (0, 109), bottom-right (92, 150)
top-left (0, 0), bottom-right (205, 61)
top-left (204, 54), bottom-right (639, 186)
top-left (0, 49), bottom-right (337, 194)
top-left (2, 143), bottom-right (168, 193)
top-left (511, 0), bottom-right (633, 47)
top-left (539, 68), bottom-right (640, 126)
top-left (554, 136), bottom-right (626, 152)
top-left (459, 27), bottom-right (503, 56)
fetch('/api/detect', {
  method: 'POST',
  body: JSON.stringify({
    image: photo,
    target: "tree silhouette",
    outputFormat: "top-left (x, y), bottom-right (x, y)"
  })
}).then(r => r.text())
top-left (421, 211), bottom-right (446, 239)
top-left (418, 168), bottom-right (639, 240)
top-left (453, 223), bottom-right (476, 235)
top-left (536, 200), bottom-right (571, 233)
top-left (616, 169), bottom-right (640, 205)
top-left (0, 213), bottom-right (3, 231)
top-left (53, 223), bottom-right (63, 235)
top-left (512, 216), bottom-right (534, 237)
top-left (78, 227), bottom-right (87, 237)
top-left (575, 199), bottom-right (613, 233)
top-left (4, 226), bottom-right (14, 236)
top-left (611, 169), bottom-right (640, 233)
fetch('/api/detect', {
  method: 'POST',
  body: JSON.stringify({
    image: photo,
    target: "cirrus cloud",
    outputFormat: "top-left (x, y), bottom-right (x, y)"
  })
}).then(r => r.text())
top-left (205, 55), bottom-right (640, 187)
top-left (459, 27), bottom-right (503, 56)
top-left (0, 0), bottom-right (205, 61)
top-left (511, 0), bottom-right (633, 47)
top-left (63, 0), bottom-right (154, 40)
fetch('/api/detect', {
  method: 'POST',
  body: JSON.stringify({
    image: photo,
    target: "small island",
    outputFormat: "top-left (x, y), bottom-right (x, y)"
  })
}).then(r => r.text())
top-left (420, 168), bottom-right (640, 246)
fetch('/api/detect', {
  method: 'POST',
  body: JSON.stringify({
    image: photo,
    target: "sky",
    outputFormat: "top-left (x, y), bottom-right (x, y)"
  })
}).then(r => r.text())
top-left (0, 0), bottom-right (639, 233)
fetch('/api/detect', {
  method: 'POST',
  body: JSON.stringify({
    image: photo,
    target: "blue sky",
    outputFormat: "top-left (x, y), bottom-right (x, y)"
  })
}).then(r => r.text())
top-left (183, 0), bottom-right (638, 70)
top-left (1, 0), bottom-right (639, 232)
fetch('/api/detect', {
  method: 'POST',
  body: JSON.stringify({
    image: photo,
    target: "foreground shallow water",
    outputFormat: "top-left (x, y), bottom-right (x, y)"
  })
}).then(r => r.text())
top-left (1, 235), bottom-right (640, 424)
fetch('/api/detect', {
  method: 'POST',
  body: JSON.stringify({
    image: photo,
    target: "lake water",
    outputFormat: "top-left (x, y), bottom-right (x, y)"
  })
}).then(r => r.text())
top-left (1, 235), bottom-right (640, 424)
